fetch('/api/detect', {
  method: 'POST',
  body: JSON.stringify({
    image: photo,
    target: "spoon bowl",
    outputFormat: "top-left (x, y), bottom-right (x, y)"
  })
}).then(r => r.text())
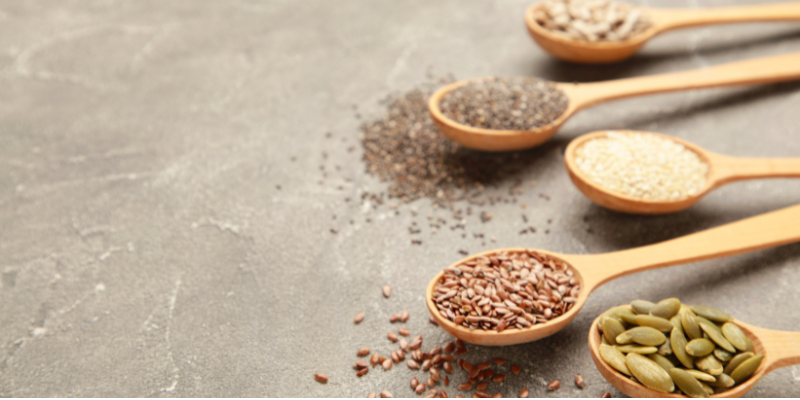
top-left (524, 2), bottom-right (800, 64)
top-left (564, 130), bottom-right (800, 214)
top-left (425, 204), bottom-right (800, 346)
top-left (589, 305), bottom-right (800, 397)
top-left (429, 52), bottom-right (800, 151)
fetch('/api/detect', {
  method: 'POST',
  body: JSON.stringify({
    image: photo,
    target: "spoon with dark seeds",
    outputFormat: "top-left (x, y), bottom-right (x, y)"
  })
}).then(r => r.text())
top-left (426, 204), bottom-right (800, 345)
top-left (428, 52), bottom-right (800, 151)
top-left (589, 305), bottom-right (800, 398)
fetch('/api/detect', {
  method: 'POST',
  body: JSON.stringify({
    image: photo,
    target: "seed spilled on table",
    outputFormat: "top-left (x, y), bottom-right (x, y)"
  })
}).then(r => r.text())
top-left (439, 77), bottom-right (569, 131)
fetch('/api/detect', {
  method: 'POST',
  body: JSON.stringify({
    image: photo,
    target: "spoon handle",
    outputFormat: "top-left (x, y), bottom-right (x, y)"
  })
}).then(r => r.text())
top-left (652, 2), bottom-right (800, 31)
top-left (577, 204), bottom-right (800, 288)
top-left (739, 322), bottom-right (800, 374)
top-left (709, 154), bottom-right (800, 185)
top-left (563, 52), bottom-right (800, 110)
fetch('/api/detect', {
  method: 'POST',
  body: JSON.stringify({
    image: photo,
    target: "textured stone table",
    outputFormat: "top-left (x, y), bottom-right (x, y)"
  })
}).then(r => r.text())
top-left (1, 0), bottom-right (799, 397)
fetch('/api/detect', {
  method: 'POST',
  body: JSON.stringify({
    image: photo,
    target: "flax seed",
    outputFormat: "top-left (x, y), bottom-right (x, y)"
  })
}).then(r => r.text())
top-left (416, 384), bottom-right (427, 394)
top-left (427, 377), bottom-right (435, 386)
top-left (575, 374), bottom-right (585, 388)
top-left (390, 314), bottom-right (400, 323)
top-left (476, 382), bottom-right (490, 391)
top-left (492, 374), bottom-right (506, 383)
top-left (388, 332), bottom-right (398, 342)
top-left (354, 312), bottom-right (365, 323)
top-left (383, 285), bottom-right (391, 298)
top-left (354, 360), bottom-right (368, 370)
top-left (510, 365), bottom-right (521, 374)
top-left (380, 390), bottom-right (393, 398)
top-left (547, 380), bottom-right (560, 390)
top-left (370, 353), bottom-right (380, 366)
top-left (400, 310), bottom-right (410, 322)
top-left (443, 361), bottom-right (453, 373)
top-left (398, 328), bottom-right (410, 336)
top-left (462, 361), bottom-right (474, 371)
top-left (476, 390), bottom-right (490, 398)
top-left (444, 342), bottom-right (455, 353)
top-left (457, 383), bottom-right (473, 390)
top-left (491, 358), bottom-right (506, 365)
top-left (476, 362), bottom-right (491, 371)
top-left (314, 373), bottom-right (328, 383)
top-left (484, 370), bottom-right (494, 380)
top-left (357, 367), bottom-right (369, 377)
top-left (468, 368), bottom-right (480, 379)
top-left (408, 360), bottom-right (420, 369)
top-left (440, 390), bottom-right (448, 398)
top-left (519, 388), bottom-right (529, 398)
top-left (453, 348), bottom-right (467, 354)
top-left (455, 339), bottom-right (465, 348)
top-left (382, 359), bottom-right (392, 370)
top-left (601, 391), bottom-right (612, 398)
top-left (444, 375), bottom-right (450, 385)
top-left (357, 347), bottom-right (370, 356)
top-left (391, 351), bottom-right (399, 363)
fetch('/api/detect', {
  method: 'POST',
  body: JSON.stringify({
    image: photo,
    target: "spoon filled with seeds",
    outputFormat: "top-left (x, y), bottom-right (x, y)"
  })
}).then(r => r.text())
top-left (428, 51), bottom-right (800, 151)
top-left (525, 0), bottom-right (800, 64)
top-left (589, 298), bottom-right (800, 398)
top-left (564, 130), bottom-right (800, 214)
top-left (426, 203), bottom-right (800, 346)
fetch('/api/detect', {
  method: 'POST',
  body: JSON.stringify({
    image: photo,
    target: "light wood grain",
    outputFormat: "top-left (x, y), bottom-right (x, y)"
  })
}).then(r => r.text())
top-left (563, 130), bottom-right (800, 214)
top-left (525, 1), bottom-right (800, 64)
top-left (429, 52), bottom-right (800, 152)
top-left (589, 308), bottom-right (800, 397)
top-left (426, 204), bottom-right (800, 346)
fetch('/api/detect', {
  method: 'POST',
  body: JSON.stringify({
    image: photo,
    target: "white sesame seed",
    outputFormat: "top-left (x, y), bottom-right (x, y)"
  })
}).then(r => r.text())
top-left (575, 131), bottom-right (708, 201)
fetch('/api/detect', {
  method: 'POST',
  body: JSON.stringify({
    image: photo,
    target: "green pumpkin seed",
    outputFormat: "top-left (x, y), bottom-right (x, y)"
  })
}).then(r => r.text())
top-left (681, 310), bottom-right (703, 340)
top-left (706, 373), bottom-right (735, 388)
top-left (695, 354), bottom-right (723, 376)
top-left (744, 336), bottom-right (754, 353)
top-left (700, 382), bottom-right (714, 396)
top-left (618, 327), bottom-right (667, 346)
top-left (670, 315), bottom-right (684, 335)
top-left (600, 306), bottom-right (628, 325)
top-left (681, 369), bottom-right (716, 382)
top-left (685, 339), bottom-right (715, 357)
top-left (601, 336), bottom-right (610, 345)
top-left (721, 323), bottom-right (748, 352)
top-left (696, 316), bottom-right (722, 334)
top-left (651, 298), bottom-right (681, 320)
top-left (723, 352), bottom-right (754, 375)
top-left (669, 369), bottom-right (708, 398)
top-left (671, 328), bottom-right (693, 369)
top-left (625, 353), bottom-right (675, 393)
top-left (730, 354), bottom-right (763, 384)
top-left (691, 305), bottom-right (731, 323)
top-left (713, 348), bottom-right (733, 363)
top-left (618, 308), bottom-right (638, 325)
top-left (647, 354), bottom-right (675, 373)
top-left (699, 321), bottom-right (735, 353)
top-left (600, 344), bottom-right (631, 376)
top-left (602, 317), bottom-right (626, 346)
top-left (631, 300), bottom-right (655, 315)
top-left (658, 340), bottom-right (672, 356)
top-left (616, 344), bottom-right (658, 354)
top-left (635, 315), bottom-right (674, 332)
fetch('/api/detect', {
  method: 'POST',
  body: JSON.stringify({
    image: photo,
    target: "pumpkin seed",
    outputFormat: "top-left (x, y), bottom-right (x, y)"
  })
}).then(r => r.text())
top-left (681, 369), bottom-right (716, 382)
top-left (723, 352), bottom-right (754, 375)
top-left (669, 368), bottom-right (708, 398)
top-left (618, 327), bottom-right (666, 346)
top-left (658, 340), bottom-right (672, 356)
top-left (695, 354), bottom-right (723, 376)
top-left (744, 336), bottom-right (754, 353)
top-left (691, 306), bottom-right (731, 323)
top-left (651, 298), bottom-right (681, 320)
top-left (602, 318), bottom-right (626, 346)
top-left (730, 354), bottom-right (763, 384)
top-left (618, 308), bottom-right (638, 325)
top-left (671, 328), bottom-right (694, 369)
top-left (625, 353), bottom-right (675, 393)
top-left (681, 310), bottom-right (703, 340)
top-left (670, 315), bottom-right (684, 335)
top-left (600, 344), bottom-right (631, 376)
top-left (699, 321), bottom-right (735, 353)
top-left (647, 353), bottom-right (674, 373)
top-left (721, 323), bottom-right (749, 352)
top-left (685, 339), bottom-right (715, 357)
top-left (631, 300), bottom-right (655, 315)
top-left (616, 344), bottom-right (658, 354)
top-left (706, 373), bottom-right (735, 388)
top-left (713, 348), bottom-right (733, 363)
top-left (602, 306), bottom-right (633, 325)
top-left (601, 336), bottom-right (610, 345)
top-left (700, 382), bottom-right (714, 396)
top-left (635, 315), bottom-right (673, 332)
top-left (695, 316), bottom-right (722, 334)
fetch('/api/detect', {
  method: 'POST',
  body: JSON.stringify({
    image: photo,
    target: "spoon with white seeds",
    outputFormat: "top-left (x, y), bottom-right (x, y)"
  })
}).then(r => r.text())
top-left (426, 204), bottom-right (800, 346)
top-left (564, 130), bottom-right (800, 214)
top-left (525, 1), bottom-right (800, 64)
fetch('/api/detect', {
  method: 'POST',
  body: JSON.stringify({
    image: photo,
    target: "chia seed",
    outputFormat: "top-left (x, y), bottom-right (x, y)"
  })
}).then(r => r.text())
top-left (439, 77), bottom-right (568, 131)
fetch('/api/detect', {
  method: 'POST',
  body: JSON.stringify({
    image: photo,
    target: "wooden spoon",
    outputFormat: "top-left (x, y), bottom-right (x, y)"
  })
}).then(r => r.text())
top-left (564, 130), bottom-right (800, 215)
top-left (426, 203), bottom-right (800, 346)
top-left (589, 306), bottom-right (800, 397)
top-left (525, 1), bottom-right (800, 64)
top-left (428, 51), bottom-right (800, 151)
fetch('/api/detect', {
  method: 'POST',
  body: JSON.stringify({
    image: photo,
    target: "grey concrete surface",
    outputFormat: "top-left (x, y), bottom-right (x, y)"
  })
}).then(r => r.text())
top-left (1, 0), bottom-right (800, 397)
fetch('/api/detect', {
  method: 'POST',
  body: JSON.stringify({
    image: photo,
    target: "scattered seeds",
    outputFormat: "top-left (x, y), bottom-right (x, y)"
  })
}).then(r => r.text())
top-left (511, 365), bottom-right (521, 375)
top-left (314, 373), bottom-right (328, 383)
top-left (401, 310), bottom-right (410, 322)
top-left (383, 285), bottom-right (392, 298)
top-left (370, 353), bottom-right (380, 366)
top-left (575, 374), bottom-right (585, 388)
top-left (600, 391), bottom-right (612, 398)
top-left (357, 347), bottom-right (370, 356)
top-left (382, 359), bottom-right (393, 370)
top-left (380, 390), bottom-right (393, 398)
top-left (547, 380), bottom-right (561, 390)
top-left (399, 328), bottom-right (410, 336)
top-left (519, 388), bottom-right (529, 398)
top-left (368, 392), bottom-right (376, 398)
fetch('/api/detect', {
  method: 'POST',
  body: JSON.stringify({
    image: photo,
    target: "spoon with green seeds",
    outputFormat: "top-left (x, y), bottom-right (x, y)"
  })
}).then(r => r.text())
top-left (589, 301), bottom-right (800, 398)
